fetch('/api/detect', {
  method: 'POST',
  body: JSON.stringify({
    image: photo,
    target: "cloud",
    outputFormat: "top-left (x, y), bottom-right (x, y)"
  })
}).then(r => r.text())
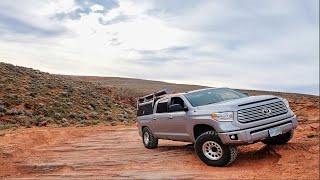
top-left (0, 12), bottom-right (65, 37)
top-left (98, 13), bottom-right (131, 25)
top-left (0, 0), bottom-right (66, 38)
top-left (0, 0), bottom-right (318, 95)
top-left (134, 46), bottom-right (190, 63)
top-left (137, 0), bottom-right (319, 94)
top-left (54, 0), bottom-right (119, 20)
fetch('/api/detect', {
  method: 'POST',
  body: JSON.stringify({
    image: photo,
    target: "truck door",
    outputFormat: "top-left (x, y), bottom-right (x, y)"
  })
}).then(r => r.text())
top-left (152, 98), bottom-right (170, 139)
top-left (153, 97), bottom-right (191, 141)
top-left (167, 96), bottom-right (190, 141)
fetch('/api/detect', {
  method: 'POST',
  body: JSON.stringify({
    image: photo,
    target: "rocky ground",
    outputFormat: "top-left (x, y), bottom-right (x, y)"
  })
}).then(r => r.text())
top-left (0, 123), bottom-right (318, 179)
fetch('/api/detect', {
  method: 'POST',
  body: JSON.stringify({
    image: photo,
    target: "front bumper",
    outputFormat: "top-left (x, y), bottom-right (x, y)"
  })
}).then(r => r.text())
top-left (218, 115), bottom-right (298, 145)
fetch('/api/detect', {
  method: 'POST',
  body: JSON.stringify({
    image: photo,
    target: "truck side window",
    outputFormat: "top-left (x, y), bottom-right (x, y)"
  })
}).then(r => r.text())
top-left (137, 102), bottom-right (153, 116)
top-left (171, 97), bottom-right (185, 108)
top-left (156, 99), bottom-right (169, 113)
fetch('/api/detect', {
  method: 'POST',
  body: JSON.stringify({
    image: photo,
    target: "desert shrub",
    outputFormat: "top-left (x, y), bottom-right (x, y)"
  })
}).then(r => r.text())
top-left (81, 120), bottom-right (91, 126)
top-left (93, 120), bottom-right (100, 125)
top-left (89, 103), bottom-right (97, 110)
top-left (69, 112), bottom-right (77, 119)
top-left (78, 113), bottom-right (87, 120)
top-left (0, 105), bottom-right (7, 113)
top-left (104, 111), bottom-right (111, 116)
top-left (13, 116), bottom-right (31, 126)
top-left (54, 113), bottom-right (62, 119)
top-left (5, 108), bottom-right (18, 115)
top-left (116, 114), bottom-right (125, 119)
top-left (105, 116), bottom-right (113, 121)
top-left (111, 121), bottom-right (117, 126)
top-left (61, 122), bottom-right (70, 127)
top-left (4, 118), bottom-right (17, 124)
top-left (18, 108), bottom-right (26, 115)
top-left (89, 112), bottom-right (99, 119)
top-left (75, 124), bottom-right (86, 127)
top-left (0, 125), bottom-right (10, 130)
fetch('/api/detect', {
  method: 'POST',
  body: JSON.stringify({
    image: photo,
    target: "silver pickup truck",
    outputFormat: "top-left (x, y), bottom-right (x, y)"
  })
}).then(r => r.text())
top-left (137, 88), bottom-right (298, 166)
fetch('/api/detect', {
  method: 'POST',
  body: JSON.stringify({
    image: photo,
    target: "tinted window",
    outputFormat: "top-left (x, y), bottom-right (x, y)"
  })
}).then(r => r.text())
top-left (156, 99), bottom-right (169, 113)
top-left (184, 88), bottom-right (247, 107)
top-left (171, 97), bottom-right (185, 107)
top-left (169, 97), bottom-right (186, 112)
top-left (137, 102), bottom-right (153, 116)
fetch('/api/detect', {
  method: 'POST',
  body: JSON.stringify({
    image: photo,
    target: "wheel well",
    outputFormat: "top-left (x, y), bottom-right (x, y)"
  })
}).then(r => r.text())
top-left (142, 126), bottom-right (147, 131)
top-left (193, 124), bottom-right (215, 140)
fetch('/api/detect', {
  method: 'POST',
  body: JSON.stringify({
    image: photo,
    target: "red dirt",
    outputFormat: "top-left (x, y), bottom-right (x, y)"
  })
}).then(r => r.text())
top-left (0, 124), bottom-right (319, 179)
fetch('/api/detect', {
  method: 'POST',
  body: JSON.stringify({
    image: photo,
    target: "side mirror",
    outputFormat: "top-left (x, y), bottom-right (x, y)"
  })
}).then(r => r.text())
top-left (169, 104), bottom-right (188, 112)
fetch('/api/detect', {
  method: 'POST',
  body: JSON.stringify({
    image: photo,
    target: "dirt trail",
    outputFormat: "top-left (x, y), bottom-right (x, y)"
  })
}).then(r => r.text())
top-left (0, 124), bottom-right (319, 179)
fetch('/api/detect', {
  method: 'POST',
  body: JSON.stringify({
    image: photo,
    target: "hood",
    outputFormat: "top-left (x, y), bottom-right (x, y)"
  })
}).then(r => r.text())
top-left (195, 95), bottom-right (279, 111)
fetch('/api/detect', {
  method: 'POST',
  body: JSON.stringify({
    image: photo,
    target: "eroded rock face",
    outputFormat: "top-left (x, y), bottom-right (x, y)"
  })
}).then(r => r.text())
top-left (0, 62), bottom-right (136, 128)
top-left (289, 98), bottom-right (320, 122)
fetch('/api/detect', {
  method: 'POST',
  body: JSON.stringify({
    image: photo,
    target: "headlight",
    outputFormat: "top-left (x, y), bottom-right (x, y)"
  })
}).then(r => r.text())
top-left (282, 98), bottom-right (290, 108)
top-left (211, 112), bottom-right (234, 122)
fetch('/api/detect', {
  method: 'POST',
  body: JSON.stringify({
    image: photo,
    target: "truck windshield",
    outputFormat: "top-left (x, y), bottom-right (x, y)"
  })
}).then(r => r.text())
top-left (184, 88), bottom-right (248, 107)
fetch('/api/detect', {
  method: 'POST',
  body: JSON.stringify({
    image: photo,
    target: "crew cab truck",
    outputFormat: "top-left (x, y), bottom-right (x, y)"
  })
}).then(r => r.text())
top-left (137, 88), bottom-right (298, 166)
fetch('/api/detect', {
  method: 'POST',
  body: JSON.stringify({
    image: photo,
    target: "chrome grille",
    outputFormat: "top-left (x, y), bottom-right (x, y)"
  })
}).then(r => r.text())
top-left (237, 101), bottom-right (288, 123)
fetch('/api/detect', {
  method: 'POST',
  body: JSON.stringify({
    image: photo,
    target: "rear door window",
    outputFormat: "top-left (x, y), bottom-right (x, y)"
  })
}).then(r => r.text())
top-left (156, 99), bottom-right (169, 113)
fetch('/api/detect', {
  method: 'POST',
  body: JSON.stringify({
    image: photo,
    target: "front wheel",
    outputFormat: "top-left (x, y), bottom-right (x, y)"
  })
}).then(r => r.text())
top-left (195, 131), bottom-right (237, 167)
top-left (142, 127), bottom-right (158, 149)
top-left (262, 130), bottom-right (294, 145)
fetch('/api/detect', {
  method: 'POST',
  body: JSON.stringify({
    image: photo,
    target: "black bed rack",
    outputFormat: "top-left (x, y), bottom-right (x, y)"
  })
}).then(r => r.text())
top-left (138, 88), bottom-right (172, 104)
top-left (136, 88), bottom-right (172, 116)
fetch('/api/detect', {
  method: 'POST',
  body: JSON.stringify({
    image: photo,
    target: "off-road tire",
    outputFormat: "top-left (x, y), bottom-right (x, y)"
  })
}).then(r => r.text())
top-left (142, 127), bottom-right (158, 149)
top-left (262, 130), bottom-right (294, 145)
top-left (195, 131), bottom-right (237, 167)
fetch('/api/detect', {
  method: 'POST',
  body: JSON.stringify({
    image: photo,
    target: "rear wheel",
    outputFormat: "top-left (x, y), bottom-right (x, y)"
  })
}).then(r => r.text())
top-left (195, 131), bottom-right (237, 167)
top-left (142, 127), bottom-right (158, 149)
top-left (262, 130), bottom-right (294, 145)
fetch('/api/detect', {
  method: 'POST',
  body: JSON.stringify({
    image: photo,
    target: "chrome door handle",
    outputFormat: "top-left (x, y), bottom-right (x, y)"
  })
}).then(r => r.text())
top-left (168, 115), bottom-right (173, 119)
top-left (153, 117), bottom-right (156, 120)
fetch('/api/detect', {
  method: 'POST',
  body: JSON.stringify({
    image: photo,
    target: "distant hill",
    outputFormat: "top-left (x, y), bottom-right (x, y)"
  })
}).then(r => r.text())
top-left (0, 62), bottom-right (318, 130)
top-left (69, 76), bottom-right (206, 97)
top-left (0, 62), bottom-right (136, 129)
top-left (73, 75), bottom-right (318, 101)
top-left (72, 76), bottom-right (316, 98)
top-left (74, 76), bottom-right (319, 124)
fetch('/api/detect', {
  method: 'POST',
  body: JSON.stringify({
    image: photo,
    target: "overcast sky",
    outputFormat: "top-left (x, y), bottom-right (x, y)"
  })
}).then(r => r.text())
top-left (0, 0), bottom-right (319, 95)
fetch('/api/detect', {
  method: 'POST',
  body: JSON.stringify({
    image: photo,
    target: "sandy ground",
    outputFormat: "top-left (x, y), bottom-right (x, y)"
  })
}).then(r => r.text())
top-left (0, 123), bottom-right (319, 179)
